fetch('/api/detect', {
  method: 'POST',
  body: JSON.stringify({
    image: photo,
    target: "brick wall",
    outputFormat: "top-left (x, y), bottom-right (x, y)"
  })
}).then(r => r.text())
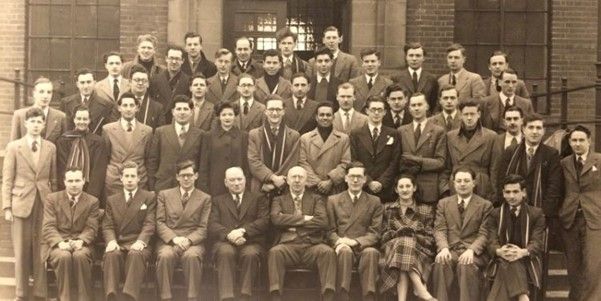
top-left (120, 0), bottom-right (170, 65)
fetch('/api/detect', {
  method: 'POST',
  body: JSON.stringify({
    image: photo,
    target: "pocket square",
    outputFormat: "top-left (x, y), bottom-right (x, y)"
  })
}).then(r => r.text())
top-left (386, 136), bottom-right (394, 145)
top-left (140, 203), bottom-right (148, 210)
top-left (593, 165), bottom-right (598, 172)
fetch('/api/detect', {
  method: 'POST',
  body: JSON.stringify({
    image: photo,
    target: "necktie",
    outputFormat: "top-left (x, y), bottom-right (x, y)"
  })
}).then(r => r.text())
top-left (127, 192), bottom-right (133, 203)
top-left (394, 112), bottom-right (401, 128)
top-left (293, 196), bottom-right (302, 215)
top-left (511, 136), bottom-right (518, 146)
top-left (83, 96), bottom-right (89, 105)
top-left (510, 205), bottom-right (518, 217)
top-left (271, 127), bottom-right (279, 137)
top-left (412, 71), bottom-right (419, 90)
top-left (235, 194), bottom-right (242, 209)
top-left (243, 100), bottom-right (249, 115)
top-left (458, 199), bottom-right (465, 215)
top-left (367, 76), bottom-right (373, 90)
top-left (352, 195), bottom-right (359, 204)
top-left (495, 78), bottom-right (502, 92)
top-left (31, 140), bottom-right (38, 152)
top-left (504, 98), bottom-right (512, 112)
top-left (221, 77), bottom-right (227, 90)
top-left (179, 126), bottom-right (187, 139)
top-left (451, 74), bottom-right (457, 86)
top-left (70, 196), bottom-right (76, 208)
top-left (182, 191), bottom-right (190, 205)
top-left (127, 121), bottom-right (133, 132)
top-left (344, 112), bottom-right (350, 130)
top-left (527, 147), bottom-right (535, 168)
top-left (316, 77), bottom-right (328, 102)
top-left (576, 156), bottom-right (584, 174)
top-left (372, 127), bottom-right (379, 142)
top-left (445, 115), bottom-right (453, 130)
top-left (414, 123), bottom-right (421, 144)
top-left (285, 58), bottom-right (292, 67)
top-left (296, 99), bottom-right (303, 110)
top-left (113, 78), bottom-right (120, 101)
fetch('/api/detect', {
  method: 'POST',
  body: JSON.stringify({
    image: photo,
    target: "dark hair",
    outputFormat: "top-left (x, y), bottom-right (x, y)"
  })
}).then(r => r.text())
top-left (190, 73), bottom-right (207, 87)
top-left (235, 36), bottom-right (254, 50)
top-left (103, 51), bottom-right (123, 64)
top-left (275, 27), bottom-right (297, 43)
top-left (409, 92), bottom-right (427, 104)
top-left (315, 102), bottom-right (334, 115)
top-left (366, 95), bottom-right (387, 109)
top-left (291, 72), bottom-right (310, 84)
top-left (500, 67), bottom-right (517, 78)
top-left (129, 64), bottom-right (148, 79)
top-left (65, 166), bottom-right (84, 176)
top-left (74, 68), bottom-right (94, 81)
top-left (446, 43), bottom-right (466, 56)
top-left (184, 32), bottom-right (203, 44)
top-left (438, 84), bottom-right (457, 98)
top-left (172, 94), bottom-right (194, 110)
top-left (360, 48), bottom-right (380, 60)
top-left (119, 161), bottom-right (139, 176)
top-left (25, 107), bottom-right (45, 121)
top-left (523, 113), bottom-right (544, 126)
top-left (176, 159), bottom-right (197, 174)
top-left (214, 48), bottom-right (232, 59)
top-left (166, 44), bottom-right (185, 57)
top-left (502, 174), bottom-right (526, 190)
top-left (265, 94), bottom-right (285, 107)
top-left (117, 92), bottom-right (139, 106)
top-left (262, 49), bottom-right (282, 63)
top-left (314, 46), bottom-right (333, 60)
top-left (385, 83), bottom-right (409, 98)
top-left (237, 73), bottom-right (255, 85)
top-left (489, 50), bottom-right (509, 64)
top-left (458, 100), bottom-right (480, 112)
top-left (396, 173), bottom-right (417, 187)
top-left (214, 101), bottom-right (239, 117)
top-left (323, 26), bottom-right (341, 36)
top-left (504, 106), bottom-right (524, 118)
top-left (569, 125), bottom-right (592, 139)
top-left (73, 104), bottom-right (90, 114)
top-left (347, 161), bottom-right (366, 173)
top-left (452, 165), bottom-right (476, 180)
top-left (403, 42), bottom-right (427, 56)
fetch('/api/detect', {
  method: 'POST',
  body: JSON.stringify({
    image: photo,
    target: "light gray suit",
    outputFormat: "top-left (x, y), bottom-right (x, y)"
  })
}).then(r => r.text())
top-left (349, 74), bottom-right (392, 112)
top-left (438, 68), bottom-right (486, 101)
top-left (332, 110), bottom-right (368, 135)
top-left (206, 74), bottom-right (239, 104)
top-left (234, 99), bottom-right (266, 132)
top-left (298, 128), bottom-right (351, 189)
top-left (95, 76), bottom-right (131, 103)
top-left (10, 106), bottom-right (67, 144)
top-left (307, 51), bottom-right (361, 82)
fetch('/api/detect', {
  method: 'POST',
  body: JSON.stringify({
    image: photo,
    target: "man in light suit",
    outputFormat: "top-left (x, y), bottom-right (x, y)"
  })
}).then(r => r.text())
top-left (349, 48), bottom-right (392, 112)
top-left (308, 47), bottom-right (343, 110)
top-left (155, 160), bottom-right (211, 301)
top-left (333, 83), bottom-right (368, 134)
top-left (482, 68), bottom-right (535, 133)
top-left (559, 125), bottom-right (601, 300)
top-left (102, 92), bottom-right (153, 198)
top-left (189, 74), bottom-right (214, 131)
top-left (3, 107), bottom-right (57, 301)
top-left (206, 49), bottom-right (239, 104)
top-left (307, 26), bottom-right (360, 82)
top-left (130, 65), bottom-right (166, 130)
top-left (399, 93), bottom-right (447, 204)
top-left (299, 102), bottom-right (351, 195)
top-left (438, 43), bottom-right (486, 102)
top-left (326, 162), bottom-right (383, 301)
top-left (150, 45), bottom-right (191, 124)
top-left (432, 167), bottom-right (493, 301)
top-left (234, 74), bottom-right (266, 132)
top-left (482, 50), bottom-right (530, 98)
top-left (248, 95), bottom-right (300, 194)
top-left (382, 84), bottom-right (412, 129)
top-left (283, 73), bottom-right (318, 134)
top-left (254, 49), bottom-right (292, 102)
top-left (121, 34), bottom-right (164, 81)
top-left (96, 51), bottom-right (131, 104)
top-left (181, 32), bottom-right (217, 78)
top-left (269, 166), bottom-right (336, 301)
top-left (102, 161), bottom-right (156, 301)
top-left (276, 27), bottom-right (310, 80)
top-left (42, 168), bottom-right (101, 301)
top-left (11, 77), bottom-right (68, 144)
top-left (428, 85), bottom-right (462, 132)
top-left (231, 37), bottom-right (263, 79)
top-left (147, 95), bottom-right (203, 192)
top-left (392, 42), bottom-right (439, 113)
top-left (208, 167), bottom-right (269, 301)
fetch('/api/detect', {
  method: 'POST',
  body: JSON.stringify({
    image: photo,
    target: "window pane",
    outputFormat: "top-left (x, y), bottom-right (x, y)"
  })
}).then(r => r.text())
top-left (72, 39), bottom-right (97, 70)
top-left (98, 0), bottom-right (120, 5)
top-left (50, 38), bottom-right (71, 69)
top-left (455, 0), bottom-right (474, 10)
top-left (29, 5), bottom-right (50, 36)
top-left (506, 46), bottom-right (525, 75)
top-left (455, 11), bottom-right (476, 44)
top-left (476, 0), bottom-right (499, 10)
top-left (504, 13), bottom-right (526, 44)
top-left (50, 5), bottom-right (71, 35)
top-left (75, 6), bottom-right (98, 36)
top-left (477, 12), bottom-right (499, 44)
top-left (526, 13), bottom-right (546, 44)
top-left (97, 39), bottom-right (120, 70)
top-left (476, 46), bottom-right (497, 75)
top-left (98, 6), bottom-right (119, 37)
top-left (30, 38), bottom-right (50, 69)
top-left (527, 0), bottom-right (547, 11)
top-left (235, 13), bottom-right (255, 32)
top-left (505, 0), bottom-right (526, 11)
top-left (525, 46), bottom-right (546, 79)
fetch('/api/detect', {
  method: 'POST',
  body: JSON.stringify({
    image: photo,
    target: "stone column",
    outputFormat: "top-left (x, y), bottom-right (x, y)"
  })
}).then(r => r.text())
top-left (168, 0), bottom-right (223, 58)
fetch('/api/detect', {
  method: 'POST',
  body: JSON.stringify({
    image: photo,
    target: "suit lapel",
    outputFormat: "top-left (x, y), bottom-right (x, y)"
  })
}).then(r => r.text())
top-left (318, 130), bottom-right (341, 158)
top-left (120, 192), bottom-right (145, 231)
top-left (401, 125), bottom-right (417, 152)
top-left (461, 196), bottom-right (478, 231)
top-left (17, 139), bottom-right (37, 171)
top-left (416, 121), bottom-right (433, 150)
top-left (224, 194), bottom-right (239, 219)
top-left (581, 154), bottom-right (598, 176)
top-left (372, 76), bottom-right (387, 94)
top-left (45, 109), bottom-right (58, 139)
top-left (245, 102), bottom-right (261, 130)
top-left (345, 193), bottom-right (367, 230)
top-left (357, 77), bottom-right (369, 97)
top-left (357, 126), bottom-right (375, 155)
top-left (455, 71), bottom-right (469, 94)
top-left (98, 79), bottom-right (114, 101)
top-left (36, 141), bottom-right (52, 177)
top-left (449, 196), bottom-right (463, 230)
top-left (194, 102), bottom-right (211, 128)
top-left (256, 78), bottom-right (270, 95)
top-left (416, 71), bottom-right (427, 92)
top-left (374, 129), bottom-right (388, 155)
top-left (458, 130), bottom-right (485, 160)
top-left (72, 193), bottom-right (89, 225)
top-left (238, 193), bottom-right (252, 220)
top-left (60, 192), bottom-right (74, 224)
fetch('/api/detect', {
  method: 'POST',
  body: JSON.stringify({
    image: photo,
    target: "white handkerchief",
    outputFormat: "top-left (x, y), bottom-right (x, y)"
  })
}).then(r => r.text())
top-left (140, 203), bottom-right (148, 210)
top-left (386, 136), bottom-right (394, 145)
top-left (593, 165), bottom-right (598, 172)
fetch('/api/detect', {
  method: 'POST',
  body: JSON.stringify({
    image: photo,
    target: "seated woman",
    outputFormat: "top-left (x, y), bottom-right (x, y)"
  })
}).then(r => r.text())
top-left (379, 175), bottom-right (437, 301)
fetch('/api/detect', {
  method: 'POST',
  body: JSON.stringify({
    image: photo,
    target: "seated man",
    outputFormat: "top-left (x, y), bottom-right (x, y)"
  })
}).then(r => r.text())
top-left (432, 166), bottom-right (492, 301)
top-left (326, 162), bottom-right (383, 301)
top-left (42, 167), bottom-right (101, 301)
top-left (268, 166), bottom-right (336, 301)
top-left (155, 160), bottom-right (211, 301)
top-left (486, 174), bottom-right (545, 301)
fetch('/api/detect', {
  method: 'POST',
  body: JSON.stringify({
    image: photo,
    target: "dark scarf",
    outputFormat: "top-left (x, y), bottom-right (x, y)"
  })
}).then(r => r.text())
top-left (139, 58), bottom-right (154, 74)
top-left (262, 125), bottom-right (287, 172)
top-left (62, 130), bottom-right (91, 183)
top-left (264, 73), bottom-right (280, 94)
top-left (458, 122), bottom-right (481, 141)
top-left (317, 125), bottom-right (333, 142)
top-left (504, 143), bottom-right (543, 208)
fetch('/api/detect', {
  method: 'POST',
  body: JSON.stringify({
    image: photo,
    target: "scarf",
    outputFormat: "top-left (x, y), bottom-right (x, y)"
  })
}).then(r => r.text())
top-left (504, 143), bottom-right (543, 209)
top-left (64, 131), bottom-right (91, 183)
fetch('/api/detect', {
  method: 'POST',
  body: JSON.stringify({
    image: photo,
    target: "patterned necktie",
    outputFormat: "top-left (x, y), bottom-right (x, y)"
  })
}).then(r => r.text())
top-left (221, 77), bottom-right (227, 90)
top-left (367, 76), bottom-right (373, 90)
top-left (527, 147), bottom-right (535, 168)
top-left (414, 123), bottom-right (421, 144)
top-left (271, 126), bottom-right (279, 137)
top-left (451, 74), bottom-right (457, 86)
top-left (31, 140), bottom-right (38, 152)
top-left (179, 126), bottom-right (187, 139)
top-left (412, 71), bottom-right (419, 90)
top-left (127, 192), bottom-right (133, 204)
top-left (344, 112), bottom-right (350, 130)
top-left (504, 98), bottom-right (512, 112)
top-left (458, 199), bottom-right (465, 220)
top-left (293, 196), bottom-right (302, 215)
top-left (511, 136), bottom-right (518, 146)
top-left (235, 194), bottom-right (242, 209)
top-left (113, 78), bottom-right (120, 101)
top-left (182, 191), bottom-right (190, 206)
top-left (83, 96), bottom-right (89, 105)
top-left (394, 112), bottom-right (401, 128)
top-left (70, 196), bottom-right (77, 208)
top-left (372, 127), bottom-right (379, 142)
top-left (243, 100), bottom-right (250, 115)
top-left (510, 205), bottom-right (518, 217)
top-left (296, 99), bottom-right (303, 110)
top-left (352, 195), bottom-right (359, 204)
top-left (127, 121), bottom-right (133, 132)
top-left (445, 115), bottom-right (453, 130)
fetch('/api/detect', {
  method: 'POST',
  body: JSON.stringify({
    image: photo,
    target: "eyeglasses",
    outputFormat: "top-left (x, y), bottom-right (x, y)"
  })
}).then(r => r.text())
top-left (177, 173), bottom-right (195, 179)
top-left (238, 84), bottom-right (254, 88)
top-left (266, 108), bottom-right (283, 112)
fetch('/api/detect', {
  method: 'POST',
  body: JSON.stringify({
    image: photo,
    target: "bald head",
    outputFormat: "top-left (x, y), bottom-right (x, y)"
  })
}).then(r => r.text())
top-left (224, 166), bottom-right (246, 194)
top-left (287, 166), bottom-right (307, 194)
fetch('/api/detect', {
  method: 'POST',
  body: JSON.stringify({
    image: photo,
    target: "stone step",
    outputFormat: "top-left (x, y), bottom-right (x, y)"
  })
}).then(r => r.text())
top-left (0, 257), bottom-right (14, 278)
top-left (546, 290), bottom-right (569, 300)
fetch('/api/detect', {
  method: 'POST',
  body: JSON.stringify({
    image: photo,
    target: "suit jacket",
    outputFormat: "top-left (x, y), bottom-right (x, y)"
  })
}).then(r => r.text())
top-left (299, 128), bottom-right (351, 187)
top-left (326, 191), bottom-right (383, 248)
top-left (382, 109), bottom-right (412, 130)
top-left (2, 138), bottom-right (57, 218)
top-left (42, 191), bottom-right (101, 259)
top-left (102, 189), bottom-right (156, 246)
top-left (350, 125), bottom-right (401, 200)
top-left (399, 121), bottom-right (448, 203)
top-left (147, 124), bottom-right (203, 191)
top-left (156, 187), bottom-right (211, 245)
top-left (95, 76), bottom-right (131, 103)
top-left (206, 73), bottom-right (239, 104)
top-left (233, 99), bottom-right (266, 132)
top-left (150, 69), bottom-right (191, 120)
top-left (208, 191), bottom-right (269, 245)
top-left (438, 68), bottom-right (486, 101)
top-left (60, 91), bottom-right (117, 134)
top-left (482, 76), bottom-right (530, 98)
top-left (434, 194), bottom-right (492, 255)
top-left (231, 59), bottom-right (264, 79)
top-left (280, 54), bottom-right (310, 80)
top-left (190, 100), bottom-right (214, 131)
top-left (428, 111), bottom-right (462, 132)
top-left (392, 69), bottom-right (439, 113)
top-left (333, 109), bottom-right (368, 135)
top-left (559, 152), bottom-right (601, 229)
top-left (490, 132), bottom-right (521, 197)
top-left (271, 191), bottom-right (329, 245)
top-left (349, 74), bottom-right (392, 112)
top-left (121, 56), bottom-right (164, 80)
top-left (307, 51), bottom-right (361, 82)
top-left (136, 94), bottom-right (166, 130)
top-left (181, 51), bottom-right (217, 78)
top-left (10, 106), bottom-right (67, 144)
top-left (254, 76), bottom-right (292, 103)
top-left (307, 75), bottom-right (342, 111)
top-left (482, 94), bottom-right (535, 133)
top-left (283, 98), bottom-right (318, 134)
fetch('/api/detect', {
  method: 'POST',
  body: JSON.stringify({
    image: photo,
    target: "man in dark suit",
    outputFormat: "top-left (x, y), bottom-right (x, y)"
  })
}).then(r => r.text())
top-left (350, 96), bottom-right (401, 201)
top-left (231, 37), bottom-right (263, 78)
top-left (102, 161), bottom-right (156, 301)
top-left (42, 168), bottom-right (101, 301)
top-left (155, 160), bottom-right (212, 301)
top-left (147, 95), bottom-right (203, 191)
top-left (276, 27), bottom-right (310, 80)
top-left (392, 42), bottom-right (439, 113)
top-left (482, 50), bottom-right (530, 98)
top-left (493, 114), bottom-right (562, 216)
top-left (3, 107), bottom-right (57, 301)
top-left (150, 45), bottom-right (191, 124)
top-left (269, 166), bottom-right (336, 301)
top-left (490, 106), bottom-right (525, 199)
top-left (254, 49), bottom-right (292, 102)
top-left (189, 74), bottom-right (214, 131)
top-left (283, 73), bottom-right (318, 134)
top-left (333, 83), bottom-right (368, 134)
top-left (326, 162), bottom-right (383, 301)
top-left (181, 32), bottom-right (217, 78)
top-left (432, 167), bottom-right (493, 301)
top-left (428, 84), bottom-right (462, 132)
top-left (121, 34), bottom-right (164, 81)
top-left (208, 167), bottom-right (269, 301)
top-left (438, 43), bottom-right (486, 102)
top-left (349, 48), bottom-right (392, 112)
top-left (130, 65), bottom-right (166, 130)
top-left (382, 83), bottom-right (412, 130)
top-left (206, 49), bottom-right (239, 104)
top-left (399, 93), bottom-right (447, 204)
top-left (307, 26), bottom-right (360, 82)
top-left (307, 47), bottom-right (342, 110)
top-left (60, 68), bottom-right (116, 134)
top-left (96, 51), bottom-right (131, 104)
top-left (485, 174), bottom-right (546, 301)
top-left (233, 74), bottom-right (266, 132)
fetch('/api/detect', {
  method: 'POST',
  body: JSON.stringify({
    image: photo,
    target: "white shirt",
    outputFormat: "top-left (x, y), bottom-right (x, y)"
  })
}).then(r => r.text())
top-left (368, 123), bottom-right (382, 136)
top-left (240, 98), bottom-right (254, 108)
top-left (120, 118), bottom-right (136, 131)
top-left (180, 187), bottom-right (194, 197)
top-left (500, 92), bottom-right (515, 107)
top-left (510, 204), bottom-right (521, 216)
top-left (348, 191), bottom-right (362, 203)
top-left (282, 54), bottom-right (294, 64)
top-left (67, 193), bottom-right (82, 206)
top-left (332, 50), bottom-right (340, 60)
top-left (80, 94), bottom-right (91, 103)
top-left (365, 73), bottom-right (378, 84)
top-left (110, 76), bottom-right (122, 88)
top-left (124, 188), bottom-right (138, 203)
top-left (175, 123), bottom-right (190, 137)
top-left (317, 73), bottom-right (331, 84)
top-left (525, 144), bottom-right (539, 156)
top-left (26, 135), bottom-right (42, 163)
top-left (339, 108), bottom-right (355, 128)
top-left (504, 133), bottom-right (523, 149)
top-left (442, 110), bottom-right (457, 121)
top-left (413, 119), bottom-right (427, 132)
top-left (576, 151), bottom-right (588, 162)
top-left (458, 195), bottom-right (472, 208)
top-left (231, 192), bottom-right (244, 203)
top-left (293, 97), bottom-right (307, 108)
top-left (409, 67), bottom-right (422, 81)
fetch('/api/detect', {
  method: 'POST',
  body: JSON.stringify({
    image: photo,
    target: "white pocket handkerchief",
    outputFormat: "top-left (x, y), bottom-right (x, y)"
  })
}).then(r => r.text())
top-left (140, 203), bottom-right (148, 210)
top-left (386, 136), bottom-right (394, 145)
top-left (593, 165), bottom-right (598, 172)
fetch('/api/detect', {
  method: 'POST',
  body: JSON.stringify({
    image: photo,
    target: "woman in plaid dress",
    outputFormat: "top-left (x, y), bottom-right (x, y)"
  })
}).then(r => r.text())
top-left (380, 175), bottom-right (437, 301)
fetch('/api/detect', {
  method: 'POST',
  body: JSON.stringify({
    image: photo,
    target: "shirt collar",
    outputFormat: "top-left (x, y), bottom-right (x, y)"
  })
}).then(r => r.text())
top-left (525, 143), bottom-right (540, 154)
top-left (332, 50), bottom-right (340, 59)
top-left (505, 132), bottom-right (522, 144)
top-left (413, 119), bottom-right (427, 131)
top-left (231, 192), bottom-right (244, 200)
top-left (180, 187), bottom-right (194, 196)
top-left (500, 92), bottom-right (514, 105)
top-left (291, 192), bottom-right (304, 200)
top-left (340, 108), bottom-right (355, 116)
top-left (240, 97), bottom-right (254, 107)
top-left (124, 188), bottom-right (138, 200)
top-left (409, 67), bottom-right (422, 78)
top-left (509, 204), bottom-right (522, 216)
top-left (443, 110), bottom-right (457, 120)
top-left (26, 135), bottom-right (41, 149)
top-left (348, 191), bottom-right (362, 202)
top-left (120, 118), bottom-right (136, 130)
top-left (294, 96), bottom-right (307, 105)
top-left (458, 194), bottom-right (472, 206)
top-left (175, 123), bottom-right (190, 134)
top-left (577, 151), bottom-right (589, 162)
top-left (67, 192), bottom-right (82, 204)
top-left (317, 73), bottom-right (331, 83)
top-left (368, 122), bottom-right (381, 133)
top-left (111, 75), bottom-right (122, 83)
top-left (365, 73), bottom-right (378, 82)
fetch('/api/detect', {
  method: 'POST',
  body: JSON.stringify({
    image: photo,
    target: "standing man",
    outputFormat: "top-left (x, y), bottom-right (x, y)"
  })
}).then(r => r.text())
top-left (181, 32), bottom-right (217, 78)
top-left (206, 49), bottom-right (239, 104)
top-left (130, 65), bottom-right (166, 130)
top-left (122, 34), bottom-right (164, 80)
top-left (438, 43), bottom-right (486, 102)
top-left (150, 45), bottom-right (191, 124)
top-left (393, 42), bottom-right (439, 113)
top-left (333, 83), bottom-right (368, 134)
top-left (269, 166), bottom-right (336, 301)
top-left (147, 95), bottom-right (203, 192)
top-left (11, 77), bottom-right (67, 144)
top-left (155, 160), bottom-right (212, 301)
top-left (3, 107), bottom-right (57, 301)
top-left (209, 167), bottom-right (269, 301)
top-left (276, 27), bottom-right (309, 80)
top-left (326, 162), bottom-right (383, 301)
top-left (231, 36), bottom-right (264, 78)
top-left (381, 84), bottom-right (412, 130)
top-left (96, 51), bottom-right (131, 104)
top-left (102, 161), bottom-right (156, 301)
top-left (307, 47), bottom-right (342, 109)
top-left (558, 125), bottom-right (601, 300)
top-left (483, 50), bottom-right (530, 98)
top-left (349, 48), bottom-right (392, 112)
top-left (189, 74), bottom-right (215, 131)
top-left (283, 73), bottom-right (318, 134)
top-left (234, 74), bottom-right (266, 132)
top-left (254, 49), bottom-right (292, 102)
top-left (428, 85), bottom-right (462, 132)
top-left (490, 106), bottom-right (525, 201)
top-left (308, 26), bottom-right (360, 82)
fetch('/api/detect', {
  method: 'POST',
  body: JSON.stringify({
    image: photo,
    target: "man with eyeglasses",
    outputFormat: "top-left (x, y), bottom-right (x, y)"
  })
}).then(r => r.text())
top-left (129, 65), bottom-right (166, 130)
top-left (234, 74), bottom-right (266, 132)
top-left (150, 45), bottom-right (191, 124)
top-left (349, 95), bottom-right (401, 201)
top-left (248, 95), bottom-right (300, 195)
